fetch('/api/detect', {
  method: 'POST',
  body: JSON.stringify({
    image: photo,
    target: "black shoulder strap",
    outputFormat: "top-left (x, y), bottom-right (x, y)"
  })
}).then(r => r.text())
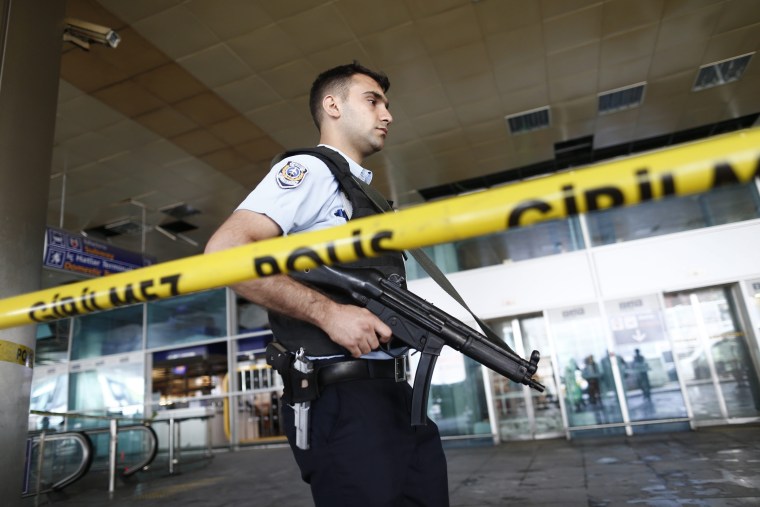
top-left (272, 146), bottom-right (390, 211)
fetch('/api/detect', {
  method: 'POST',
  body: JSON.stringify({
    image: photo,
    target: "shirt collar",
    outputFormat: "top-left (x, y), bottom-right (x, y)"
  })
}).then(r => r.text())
top-left (318, 144), bottom-right (373, 184)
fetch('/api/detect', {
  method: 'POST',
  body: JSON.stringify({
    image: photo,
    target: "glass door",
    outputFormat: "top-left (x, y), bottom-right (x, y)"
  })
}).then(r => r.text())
top-left (488, 314), bottom-right (563, 440)
top-left (605, 295), bottom-right (688, 426)
top-left (664, 285), bottom-right (760, 422)
top-left (548, 303), bottom-right (624, 434)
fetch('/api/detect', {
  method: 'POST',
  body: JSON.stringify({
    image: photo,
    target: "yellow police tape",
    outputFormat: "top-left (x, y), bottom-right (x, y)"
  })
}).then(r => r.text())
top-left (0, 127), bottom-right (758, 336)
top-left (0, 339), bottom-right (34, 367)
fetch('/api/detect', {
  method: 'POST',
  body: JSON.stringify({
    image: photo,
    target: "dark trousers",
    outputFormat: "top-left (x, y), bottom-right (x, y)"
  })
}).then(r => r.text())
top-left (282, 377), bottom-right (449, 507)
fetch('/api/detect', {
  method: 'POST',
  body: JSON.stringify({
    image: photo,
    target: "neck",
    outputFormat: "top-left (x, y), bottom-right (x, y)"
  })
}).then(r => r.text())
top-left (319, 133), bottom-right (364, 165)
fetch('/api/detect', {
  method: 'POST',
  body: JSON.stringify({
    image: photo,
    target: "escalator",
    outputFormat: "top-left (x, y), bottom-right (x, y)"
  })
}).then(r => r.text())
top-left (23, 423), bottom-right (158, 497)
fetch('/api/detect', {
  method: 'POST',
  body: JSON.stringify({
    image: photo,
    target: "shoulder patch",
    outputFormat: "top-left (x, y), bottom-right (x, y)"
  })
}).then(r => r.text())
top-left (276, 161), bottom-right (308, 189)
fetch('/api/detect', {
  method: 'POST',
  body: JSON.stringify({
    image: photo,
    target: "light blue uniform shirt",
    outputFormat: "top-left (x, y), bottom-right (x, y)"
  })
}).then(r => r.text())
top-left (236, 145), bottom-right (372, 234)
top-left (236, 145), bottom-right (400, 360)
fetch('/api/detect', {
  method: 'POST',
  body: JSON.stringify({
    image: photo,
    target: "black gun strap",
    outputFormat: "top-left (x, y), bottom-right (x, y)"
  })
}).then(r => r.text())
top-left (351, 175), bottom-right (510, 349)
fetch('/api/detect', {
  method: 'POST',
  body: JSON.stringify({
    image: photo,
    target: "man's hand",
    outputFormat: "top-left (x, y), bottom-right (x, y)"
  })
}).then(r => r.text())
top-left (318, 303), bottom-right (393, 358)
top-left (206, 210), bottom-right (394, 357)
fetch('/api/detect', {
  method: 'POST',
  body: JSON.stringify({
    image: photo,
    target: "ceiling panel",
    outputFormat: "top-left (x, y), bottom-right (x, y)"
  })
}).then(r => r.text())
top-left (542, 4), bottom-right (603, 54)
top-left (131, 5), bottom-right (221, 60)
top-left (45, 0), bottom-right (760, 269)
top-left (178, 44), bottom-right (252, 89)
top-left (602, 0), bottom-right (664, 36)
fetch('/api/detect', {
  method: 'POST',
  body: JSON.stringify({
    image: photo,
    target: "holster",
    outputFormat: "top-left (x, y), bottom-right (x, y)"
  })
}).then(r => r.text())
top-left (265, 341), bottom-right (319, 405)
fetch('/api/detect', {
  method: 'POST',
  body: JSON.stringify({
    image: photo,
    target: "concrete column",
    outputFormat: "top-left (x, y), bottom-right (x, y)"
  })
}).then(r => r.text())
top-left (0, 0), bottom-right (64, 504)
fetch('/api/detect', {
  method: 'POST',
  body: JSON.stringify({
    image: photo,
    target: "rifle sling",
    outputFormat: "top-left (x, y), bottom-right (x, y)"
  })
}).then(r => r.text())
top-left (350, 175), bottom-right (511, 350)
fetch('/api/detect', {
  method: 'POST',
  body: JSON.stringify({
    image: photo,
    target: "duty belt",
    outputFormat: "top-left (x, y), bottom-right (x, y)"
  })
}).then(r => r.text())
top-left (318, 356), bottom-right (407, 387)
top-left (266, 341), bottom-right (407, 405)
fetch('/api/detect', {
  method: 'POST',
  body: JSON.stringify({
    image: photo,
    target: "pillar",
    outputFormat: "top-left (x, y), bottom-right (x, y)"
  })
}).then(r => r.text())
top-left (0, 0), bottom-right (65, 504)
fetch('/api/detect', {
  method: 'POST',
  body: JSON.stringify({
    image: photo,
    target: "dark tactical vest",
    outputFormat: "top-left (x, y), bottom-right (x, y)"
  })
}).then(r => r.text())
top-left (267, 146), bottom-right (406, 356)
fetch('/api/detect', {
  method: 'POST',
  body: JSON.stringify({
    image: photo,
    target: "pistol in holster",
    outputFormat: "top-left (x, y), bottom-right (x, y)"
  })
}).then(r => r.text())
top-left (266, 341), bottom-right (317, 450)
top-left (265, 341), bottom-right (319, 404)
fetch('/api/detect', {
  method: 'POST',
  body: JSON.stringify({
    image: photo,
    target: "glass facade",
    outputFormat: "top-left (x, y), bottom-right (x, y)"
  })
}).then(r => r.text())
top-left (586, 182), bottom-right (760, 246)
top-left (71, 304), bottom-right (142, 360)
top-left (411, 349), bottom-right (492, 437)
top-left (35, 320), bottom-right (70, 364)
top-left (68, 359), bottom-right (145, 421)
top-left (605, 295), bottom-right (688, 424)
top-left (487, 315), bottom-right (563, 440)
top-left (147, 289), bottom-right (226, 348)
top-left (664, 286), bottom-right (760, 421)
top-left (548, 304), bottom-right (625, 434)
top-left (406, 217), bottom-right (583, 280)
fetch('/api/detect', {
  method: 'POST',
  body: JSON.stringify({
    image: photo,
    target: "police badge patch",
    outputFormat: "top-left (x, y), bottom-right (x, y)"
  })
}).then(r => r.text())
top-left (276, 161), bottom-right (308, 189)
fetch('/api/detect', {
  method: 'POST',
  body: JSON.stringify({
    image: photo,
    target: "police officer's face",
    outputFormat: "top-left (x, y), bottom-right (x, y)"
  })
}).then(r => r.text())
top-left (339, 74), bottom-right (393, 156)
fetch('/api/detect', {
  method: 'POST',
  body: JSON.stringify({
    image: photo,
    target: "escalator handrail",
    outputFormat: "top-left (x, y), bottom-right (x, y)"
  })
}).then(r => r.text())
top-left (82, 423), bottom-right (159, 477)
top-left (24, 431), bottom-right (94, 495)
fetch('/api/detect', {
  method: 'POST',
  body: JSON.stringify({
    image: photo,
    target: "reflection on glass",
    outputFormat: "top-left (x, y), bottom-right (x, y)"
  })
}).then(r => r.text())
top-left (147, 289), bottom-right (226, 348)
top-left (228, 337), bottom-right (285, 443)
top-left (404, 218), bottom-right (583, 279)
top-left (71, 304), bottom-right (142, 360)
top-left (231, 392), bottom-right (284, 443)
top-left (665, 287), bottom-right (760, 421)
top-left (29, 372), bottom-right (68, 431)
top-left (487, 315), bottom-right (563, 440)
top-left (151, 342), bottom-right (228, 408)
top-left (35, 320), bottom-right (70, 364)
top-left (236, 297), bottom-right (270, 334)
top-left (586, 182), bottom-right (760, 246)
top-left (454, 217), bottom-right (583, 271)
top-left (404, 245), bottom-right (461, 280)
top-left (68, 361), bottom-right (145, 427)
top-left (489, 322), bottom-right (529, 438)
top-left (520, 316), bottom-right (563, 435)
top-left (606, 295), bottom-right (687, 422)
top-left (548, 304), bottom-right (624, 430)
top-left (411, 348), bottom-right (491, 437)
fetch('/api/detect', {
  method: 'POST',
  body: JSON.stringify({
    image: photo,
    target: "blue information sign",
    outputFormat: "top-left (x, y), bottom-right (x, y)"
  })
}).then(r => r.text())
top-left (43, 226), bottom-right (155, 277)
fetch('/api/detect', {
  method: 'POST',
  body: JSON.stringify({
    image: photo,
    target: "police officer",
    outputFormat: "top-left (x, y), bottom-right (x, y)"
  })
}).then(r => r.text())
top-left (205, 62), bottom-right (449, 506)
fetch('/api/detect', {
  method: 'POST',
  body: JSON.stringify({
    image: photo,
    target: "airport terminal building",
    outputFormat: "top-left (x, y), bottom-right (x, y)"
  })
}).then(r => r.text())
top-left (29, 175), bottom-right (760, 448)
top-left (3, 6), bottom-right (760, 496)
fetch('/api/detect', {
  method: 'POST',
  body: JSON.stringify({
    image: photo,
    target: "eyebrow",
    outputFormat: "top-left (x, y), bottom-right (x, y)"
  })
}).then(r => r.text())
top-left (364, 90), bottom-right (389, 109)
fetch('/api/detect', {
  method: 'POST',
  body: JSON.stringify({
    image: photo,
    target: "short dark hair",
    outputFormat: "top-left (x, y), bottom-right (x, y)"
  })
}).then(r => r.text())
top-left (309, 61), bottom-right (390, 129)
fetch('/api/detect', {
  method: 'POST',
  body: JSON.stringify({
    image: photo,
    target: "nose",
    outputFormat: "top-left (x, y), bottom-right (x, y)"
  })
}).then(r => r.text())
top-left (381, 106), bottom-right (393, 125)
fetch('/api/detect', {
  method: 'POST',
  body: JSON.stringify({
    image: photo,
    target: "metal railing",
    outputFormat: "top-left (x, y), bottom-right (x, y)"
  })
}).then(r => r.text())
top-left (23, 430), bottom-right (93, 498)
top-left (24, 411), bottom-right (158, 501)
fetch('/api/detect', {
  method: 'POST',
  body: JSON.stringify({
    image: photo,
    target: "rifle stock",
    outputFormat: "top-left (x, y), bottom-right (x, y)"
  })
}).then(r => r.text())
top-left (295, 265), bottom-right (545, 426)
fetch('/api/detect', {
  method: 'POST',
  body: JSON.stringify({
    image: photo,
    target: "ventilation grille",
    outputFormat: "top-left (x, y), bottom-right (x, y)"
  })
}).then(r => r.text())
top-left (160, 202), bottom-right (201, 219)
top-left (159, 220), bottom-right (198, 234)
top-left (693, 52), bottom-right (754, 91)
top-left (84, 218), bottom-right (144, 238)
top-left (505, 106), bottom-right (550, 134)
top-left (598, 83), bottom-right (646, 115)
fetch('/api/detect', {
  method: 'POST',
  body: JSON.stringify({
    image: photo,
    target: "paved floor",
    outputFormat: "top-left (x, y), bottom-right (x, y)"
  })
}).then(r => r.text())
top-left (25, 423), bottom-right (760, 506)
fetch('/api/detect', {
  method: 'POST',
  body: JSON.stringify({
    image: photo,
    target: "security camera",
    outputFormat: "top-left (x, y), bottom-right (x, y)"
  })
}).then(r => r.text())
top-left (63, 18), bottom-right (120, 50)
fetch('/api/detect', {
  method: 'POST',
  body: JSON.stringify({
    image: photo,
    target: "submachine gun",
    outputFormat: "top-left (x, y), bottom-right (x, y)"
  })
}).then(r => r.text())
top-left (295, 265), bottom-right (545, 426)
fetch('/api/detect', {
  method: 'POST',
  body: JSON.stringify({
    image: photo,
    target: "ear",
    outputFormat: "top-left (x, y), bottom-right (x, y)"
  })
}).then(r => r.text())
top-left (322, 94), bottom-right (341, 120)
